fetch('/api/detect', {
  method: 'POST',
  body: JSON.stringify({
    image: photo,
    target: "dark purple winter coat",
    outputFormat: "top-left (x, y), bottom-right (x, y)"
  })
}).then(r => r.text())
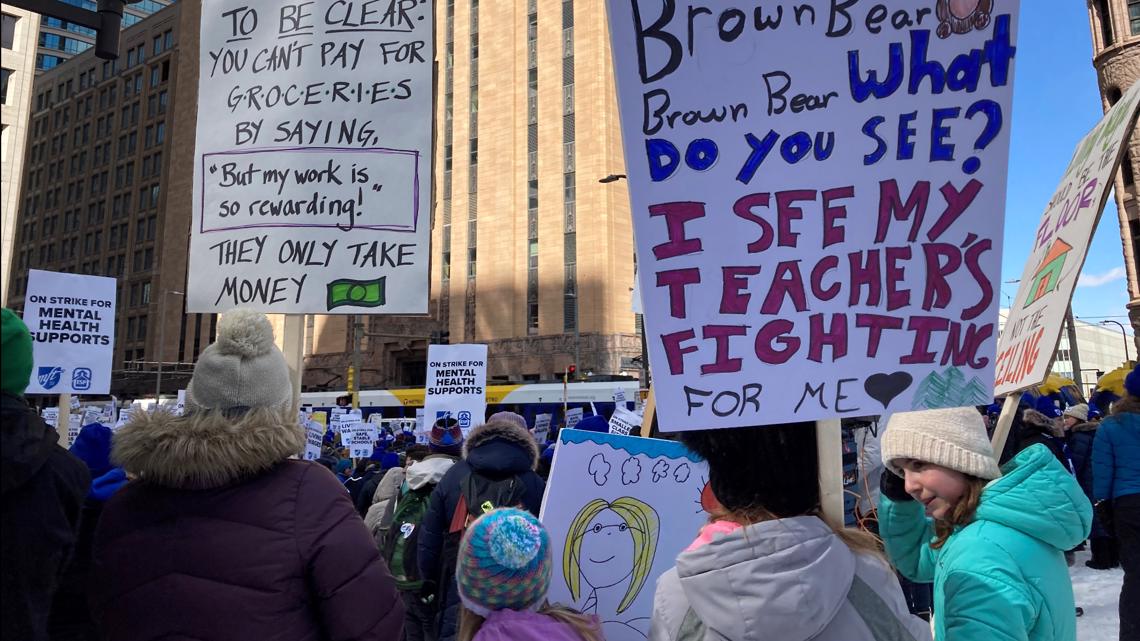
top-left (90, 408), bottom-right (404, 641)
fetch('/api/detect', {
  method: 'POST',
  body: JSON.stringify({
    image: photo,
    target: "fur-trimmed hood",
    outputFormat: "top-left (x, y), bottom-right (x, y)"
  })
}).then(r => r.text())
top-left (112, 408), bottom-right (305, 490)
top-left (462, 418), bottom-right (539, 471)
top-left (1021, 409), bottom-right (1064, 437)
top-left (1070, 421), bottom-right (1099, 434)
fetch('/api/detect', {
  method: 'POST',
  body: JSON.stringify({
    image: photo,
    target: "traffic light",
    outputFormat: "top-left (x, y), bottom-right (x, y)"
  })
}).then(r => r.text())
top-left (567, 364), bottom-right (577, 381)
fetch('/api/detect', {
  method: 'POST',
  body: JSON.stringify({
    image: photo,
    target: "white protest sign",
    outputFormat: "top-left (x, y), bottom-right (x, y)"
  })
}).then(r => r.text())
top-left (607, 2), bottom-right (1019, 429)
top-left (115, 408), bottom-right (134, 430)
top-left (342, 426), bottom-right (375, 458)
top-left (187, 0), bottom-right (434, 314)
top-left (614, 388), bottom-right (627, 405)
top-left (82, 407), bottom-right (102, 428)
top-left (70, 396), bottom-right (81, 410)
top-left (23, 270), bottom-right (117, 394)
top-left (175, 390), bottom-right (187, 416)
top-left (100, 404), bottom-right (116, 425)
top-left (540, 430), bottom-right (709, 641)
top-left (608, 406), bottom-right (643, 437)
top-left (303, 420), bottom-right (324, 461)
top-left (424, 344), bottom-right (487, 434)
top-left (41, 407), bottom-right (60, 429)
top-left (565, 407), bottom-right (584, 430)
top-left (995, 83), bottom-right (1140, 395)
top-left (67, 414), bottom-right (82, 447)
top-left (534, 413), bottom-right (553, 444)
top-left (415, 408), bottom-right (428, 444)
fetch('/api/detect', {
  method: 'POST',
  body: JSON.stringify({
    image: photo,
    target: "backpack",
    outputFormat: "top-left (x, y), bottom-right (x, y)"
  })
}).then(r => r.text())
top-left (382, 484), bottom-right (435, 591)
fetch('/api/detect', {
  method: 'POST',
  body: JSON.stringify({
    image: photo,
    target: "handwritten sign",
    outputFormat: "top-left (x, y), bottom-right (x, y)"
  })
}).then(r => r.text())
top-left (607, 1), bottom-right (1019, 429)
top-left (424, 344), bottom-right (487, 434)
top-left (995, 83), bottom-right (1140, 395)
top-left (540, 430), bottom-right (708, 641)
top-left (187, 0), bottom-right (434, 314)
top-left (24, 270), bottom-right (117, 395)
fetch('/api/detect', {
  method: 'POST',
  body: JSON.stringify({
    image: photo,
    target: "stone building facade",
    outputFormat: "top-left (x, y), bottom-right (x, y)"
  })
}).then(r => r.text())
top-left (1088, 0), bottom-right (1140, 353)
top-left (2, 6), bottom-right (40, 307)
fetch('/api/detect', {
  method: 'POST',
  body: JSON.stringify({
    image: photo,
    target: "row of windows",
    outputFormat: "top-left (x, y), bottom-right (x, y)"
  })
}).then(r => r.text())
top-left (33, 28), bottom-right (172, 110)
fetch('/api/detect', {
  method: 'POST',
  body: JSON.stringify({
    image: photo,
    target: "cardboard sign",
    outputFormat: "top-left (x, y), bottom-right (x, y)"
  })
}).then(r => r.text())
top-left (565, 407), bottom-right (584, 430)
top-left (187, 0), bottom-right (434, 314)
top-left (534, 413), bottom-right (553, 444)
top-left (41, 407), bottom-right (59, 429)
top-left (608, 406), bottom-right (643, 437)
top-left (540, 430), bottom-right (709, 641)
top-left (303, 420), bottom-right (324, 461)
top-left (995, 83), bottom-right (1140, 395)
top-left (606, 1), bottom-right (1020, 429)
top-left (424, 344), bottom-right (488, 434)
top-left (23, 270), bottom-right (117, 394)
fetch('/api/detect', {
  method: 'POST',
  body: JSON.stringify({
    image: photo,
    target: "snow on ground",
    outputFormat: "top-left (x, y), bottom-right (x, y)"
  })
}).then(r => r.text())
top-left (1071, 549), bottom-right (1123, 641)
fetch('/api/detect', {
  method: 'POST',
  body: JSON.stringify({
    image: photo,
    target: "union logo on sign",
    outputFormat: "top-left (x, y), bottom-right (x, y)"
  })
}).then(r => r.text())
top-left (72, 368), bottom-right (92, 391)
top-left (37, 367), bottom-right (64, 390)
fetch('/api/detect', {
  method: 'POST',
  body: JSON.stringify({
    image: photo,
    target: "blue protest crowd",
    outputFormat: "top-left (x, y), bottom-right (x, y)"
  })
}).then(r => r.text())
top-left (1, 303), bottom-right (1138, 641)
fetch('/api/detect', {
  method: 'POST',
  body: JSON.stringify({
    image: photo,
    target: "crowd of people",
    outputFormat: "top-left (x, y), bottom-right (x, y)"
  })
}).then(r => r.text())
top-left (1, 306), bottom-right (1137, 641)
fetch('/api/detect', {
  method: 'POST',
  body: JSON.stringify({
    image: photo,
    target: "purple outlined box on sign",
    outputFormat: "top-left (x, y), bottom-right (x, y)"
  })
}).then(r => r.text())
top-left (199, 146), bottom-right (420, 234)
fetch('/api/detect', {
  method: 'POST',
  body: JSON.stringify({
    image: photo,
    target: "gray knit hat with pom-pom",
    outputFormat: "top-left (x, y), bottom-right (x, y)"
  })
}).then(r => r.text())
top-left (187, 308), bottom-right (293, 411)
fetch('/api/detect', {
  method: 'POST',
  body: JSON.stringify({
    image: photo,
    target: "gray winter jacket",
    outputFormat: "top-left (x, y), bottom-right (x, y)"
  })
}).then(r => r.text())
top-left (649, 516), bottom-right (931, 641)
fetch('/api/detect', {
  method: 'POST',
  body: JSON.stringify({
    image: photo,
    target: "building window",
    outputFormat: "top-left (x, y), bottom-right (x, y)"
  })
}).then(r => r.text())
top-left (1, 13), bottom-right (16, 50)
top-left (1131, 0), bottom-right (1140, 35)
top-left (1099, 0), bottom-right (1115, 46)
top-left (0, 68), bottom-right (10, 105)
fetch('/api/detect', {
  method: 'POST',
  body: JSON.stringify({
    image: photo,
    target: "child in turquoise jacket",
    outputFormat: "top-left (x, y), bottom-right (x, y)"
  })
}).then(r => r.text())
top-left (878, 407), bottom-right (1092, 641)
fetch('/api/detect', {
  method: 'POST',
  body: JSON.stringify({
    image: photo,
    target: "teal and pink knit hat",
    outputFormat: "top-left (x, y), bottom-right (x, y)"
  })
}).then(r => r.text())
top-left (457, 508), bottom-right (552, 616)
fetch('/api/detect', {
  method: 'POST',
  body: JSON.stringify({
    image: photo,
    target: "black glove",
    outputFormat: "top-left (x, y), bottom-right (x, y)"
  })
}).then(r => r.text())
top-left (879, 469), bottom-right (913, 503)
top-left (1094, 500), bottom-right (1115, 537)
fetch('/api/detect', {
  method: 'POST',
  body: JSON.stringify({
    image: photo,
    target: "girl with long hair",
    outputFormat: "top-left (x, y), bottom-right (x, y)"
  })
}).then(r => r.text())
top-left (879, 406), bottom-right (1092, 641)
top-left (456, 508), bottom-right (602, 641)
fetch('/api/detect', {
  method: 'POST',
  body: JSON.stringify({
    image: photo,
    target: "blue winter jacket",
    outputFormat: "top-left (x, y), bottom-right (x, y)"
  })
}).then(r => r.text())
top-left (879, 444), bottom-right (1091, 641)
top-left (1092, 403), bottom-right (1140, 501)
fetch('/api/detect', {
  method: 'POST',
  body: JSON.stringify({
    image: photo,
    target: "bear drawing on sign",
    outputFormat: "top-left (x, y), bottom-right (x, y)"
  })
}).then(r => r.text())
top-left (564, 497), bottom-right (660, 638)
top-left (936, 0), bottom-right (993, 38)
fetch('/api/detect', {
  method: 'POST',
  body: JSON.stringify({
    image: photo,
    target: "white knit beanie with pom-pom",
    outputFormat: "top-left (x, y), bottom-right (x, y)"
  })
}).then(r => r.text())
top-left (186, 308), bottom-right (293, 411)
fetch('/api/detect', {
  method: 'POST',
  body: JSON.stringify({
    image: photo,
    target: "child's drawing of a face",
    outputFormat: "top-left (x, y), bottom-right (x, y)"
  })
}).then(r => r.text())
top-left (578, 508), bottom-right (636, 589)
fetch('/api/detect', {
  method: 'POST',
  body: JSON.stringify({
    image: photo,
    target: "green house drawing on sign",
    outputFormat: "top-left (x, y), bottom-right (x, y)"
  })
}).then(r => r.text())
top-left (1024, 238), bottom-right (1074, 307)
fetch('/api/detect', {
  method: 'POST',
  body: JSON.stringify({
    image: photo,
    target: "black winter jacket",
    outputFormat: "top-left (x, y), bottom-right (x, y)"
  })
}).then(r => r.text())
top-left (417, 420), bottom-right (545, 641)
top-left (1, 392), bottom-right (90, 641)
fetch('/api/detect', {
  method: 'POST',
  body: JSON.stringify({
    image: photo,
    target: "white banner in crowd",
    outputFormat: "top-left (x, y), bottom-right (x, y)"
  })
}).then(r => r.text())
top-left (608, 406), bottom-right (643, 437)
top-left (996, 83), bottom-right (1140, 395)
top-left (533, 413), bottom-right (553, 443)
top-left (24, 270), bottom-right (117, 395)
top-left (565, 407), bottom-right (584, 430)
top-left (41, 407), bottom-right (59, 429)
top-left (424, 344), bottom-right (487, 434)
top-left (67, 414), bottom-right (82, 447)
top-left (606, 1), bottom-right (1020, 429)
top-left (187, 0), bottom-right (434, 314)
top-left (540, 430), bottom-right (709, 641)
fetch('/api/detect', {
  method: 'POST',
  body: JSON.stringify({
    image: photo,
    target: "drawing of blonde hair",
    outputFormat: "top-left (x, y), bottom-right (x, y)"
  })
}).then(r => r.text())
top-left (563, 497), bottom-right (659, 614)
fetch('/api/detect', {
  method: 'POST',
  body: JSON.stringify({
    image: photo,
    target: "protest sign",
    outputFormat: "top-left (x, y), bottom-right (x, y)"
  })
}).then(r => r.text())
top-left (175, 390), bottom-right (187, 416)
top-left (608, 406), bottom-right (643, 437)
top-left (606, 1), bottom-right (1020, 430)
top-left (70, 396), bottom-right (81, 410)
top-left (614, 388), bottom-right (627, 405)
top-left (41, 407), bottom-right (59, 429)
top-left (187, 0), bottom-right (434, 314)
top-left (534, 413), bottom-right (553, 443)
top-left (565, 407), bottom-right (584, 430)
top-left (341, 425), bottom-right (375, 458)
top-left (540, 430), bottom-right (708, 641)
top-left (67, 414), bottom-right (82, 447)
top-left (114, 408), bottom-right (134, 430)
top-left (82, 407), bottom-right (102, 428)
top-left (424, 344), bottom-right (487, 434)
top-left (23, 270), bottom-right (116, 395)
top-left (100, 404), bottom-right (115, 425)
top-left (995, 83), bottom-right (1140, 395)
top-left (415, 407), bottom-right (428, 444)
top-left (303, 420), bottom-right (324, 461)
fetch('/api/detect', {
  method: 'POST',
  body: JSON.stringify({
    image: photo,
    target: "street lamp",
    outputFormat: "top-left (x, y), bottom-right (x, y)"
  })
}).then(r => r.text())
top-left (155, 290), bottom-right (184, 404)
top-left (597, 172), bottom-right (649, 387)
top-left (598, 174), bottom-right (627, 184)
top-left (1100, 319), bottom-right (1132, 363)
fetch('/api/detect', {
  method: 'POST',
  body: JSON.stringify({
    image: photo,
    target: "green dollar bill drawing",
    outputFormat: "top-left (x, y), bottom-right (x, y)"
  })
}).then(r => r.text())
top-left (326, 277), bottom-right (386, 310)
